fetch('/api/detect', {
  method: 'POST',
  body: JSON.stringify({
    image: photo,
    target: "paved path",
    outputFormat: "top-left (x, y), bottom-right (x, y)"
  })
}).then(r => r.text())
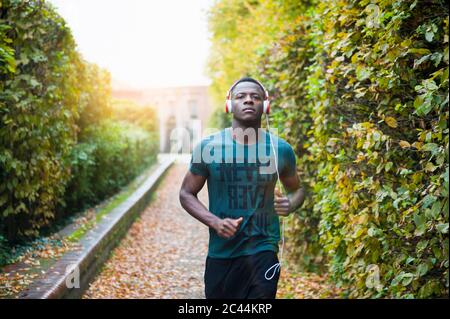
top-left (83, 164), bottom-right (209, 299)
top-left (82, 160), bottom-right (340, 299)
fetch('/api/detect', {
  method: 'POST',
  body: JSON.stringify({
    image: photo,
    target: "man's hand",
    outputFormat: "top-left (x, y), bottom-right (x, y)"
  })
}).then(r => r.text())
top-left (274, 195), bottom-right (292, 216)
top-left (213, 217), bottom-right (243, 239)
top-left (274, 186), bottom-right (305, 217)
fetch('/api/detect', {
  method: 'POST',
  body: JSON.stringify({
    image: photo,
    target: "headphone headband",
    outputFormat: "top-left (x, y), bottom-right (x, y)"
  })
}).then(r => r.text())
top-left (226, 79), bottom-right (269, 100)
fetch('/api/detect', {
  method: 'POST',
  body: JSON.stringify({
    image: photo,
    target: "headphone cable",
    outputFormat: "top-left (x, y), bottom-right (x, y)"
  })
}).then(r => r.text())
top-left (264, 114), bottom-right (287, 281)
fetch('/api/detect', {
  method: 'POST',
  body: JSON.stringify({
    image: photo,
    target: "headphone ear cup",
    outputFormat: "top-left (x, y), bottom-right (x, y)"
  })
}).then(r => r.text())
top-left (225, 99), bottom-right (232, 113)
top-left (263, 100), bottom-right (270, 114)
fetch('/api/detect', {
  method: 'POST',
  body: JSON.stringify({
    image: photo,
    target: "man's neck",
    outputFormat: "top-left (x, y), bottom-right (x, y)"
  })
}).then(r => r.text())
top-left (231, 118), bottom-right (262, 145)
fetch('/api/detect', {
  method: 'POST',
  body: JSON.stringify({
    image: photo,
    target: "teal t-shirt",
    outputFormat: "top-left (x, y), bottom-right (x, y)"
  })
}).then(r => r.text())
top-left (189, 127), bottom-right (297, 259)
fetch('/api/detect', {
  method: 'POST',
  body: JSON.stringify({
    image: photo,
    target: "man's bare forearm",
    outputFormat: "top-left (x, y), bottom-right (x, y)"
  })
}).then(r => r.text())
top-left (179, 190), bottom-right (220, 229)
top-left (287, 186), bottom-right (306, 212)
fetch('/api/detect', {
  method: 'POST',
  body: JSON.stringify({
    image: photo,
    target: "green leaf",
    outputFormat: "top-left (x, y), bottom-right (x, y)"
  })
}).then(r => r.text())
top-left (402, 273), bottom-right (414, 286)
top-left (422, 194), bottom-right (437, 209)
top-left (408, 48), bottom-right (431, 55)
top-left (418, 281), bottom-right (437, 298)
top-left (0, 194), bottom-right (8, 207)
top-left (416, 263), bottom-right (428, 277)
top-left (414, 213), bottom-right (426, 236)
top-left (416, 240), bottom-right (428, 253)
top-left (413, 54), bottom-right (430, 68)
top-left (414, 95), bottom-right (424, 109)
top-left (436, 223), bottom-right (449, 234)
top-left (356, 65), bottom-right (370, 81)
top-left (384, 162), bottom-right (393, 172)
top-left (405, 257), bottom-right (415, 265)
top-left (29, 78), bottom-right (40, 87)
top-left (423, 80), bottom-right (438, 91)
top-left (393, 272), bottom-right (415, 287)
top-left (414, 95), bottom-right (433, 116)
top-left (429, 201), bottom-right (442, 219)
top-left (422, 143), bottom-right (438, 153)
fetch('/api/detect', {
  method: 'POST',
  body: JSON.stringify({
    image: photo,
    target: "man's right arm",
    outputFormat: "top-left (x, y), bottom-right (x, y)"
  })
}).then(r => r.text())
top-left (179, 171), bottom-right (243, 239)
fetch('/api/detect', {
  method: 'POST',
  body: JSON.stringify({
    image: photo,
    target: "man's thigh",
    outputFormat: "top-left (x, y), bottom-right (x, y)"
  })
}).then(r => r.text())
top-left (204, 250), bottom-right (280, 299)
top-left (245, 250), bottom-right (280, 299)
top-left (204, 257), bottom-right (235, 299)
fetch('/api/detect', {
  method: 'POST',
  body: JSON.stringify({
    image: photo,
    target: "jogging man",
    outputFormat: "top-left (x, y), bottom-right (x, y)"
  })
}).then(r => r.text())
top-left (179, 77), bottom-right (305, 299)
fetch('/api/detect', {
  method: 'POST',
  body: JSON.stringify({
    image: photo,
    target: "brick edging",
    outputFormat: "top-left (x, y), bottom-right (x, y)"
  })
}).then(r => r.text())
top-left (20, 157), bottom-right (175, 299)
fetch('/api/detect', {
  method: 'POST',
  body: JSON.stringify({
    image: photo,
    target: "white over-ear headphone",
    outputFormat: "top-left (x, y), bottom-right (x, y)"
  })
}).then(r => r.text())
top-left (225, 79), bottom-right (271, 114)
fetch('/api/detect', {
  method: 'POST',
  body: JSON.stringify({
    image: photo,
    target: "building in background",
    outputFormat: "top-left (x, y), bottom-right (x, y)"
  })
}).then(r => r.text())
top-left (112, 86), bottom-right (213, 153)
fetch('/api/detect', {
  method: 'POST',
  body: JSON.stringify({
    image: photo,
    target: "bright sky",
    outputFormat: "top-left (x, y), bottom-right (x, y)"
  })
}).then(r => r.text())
top-left (47, 0), bottom-right (213, 89)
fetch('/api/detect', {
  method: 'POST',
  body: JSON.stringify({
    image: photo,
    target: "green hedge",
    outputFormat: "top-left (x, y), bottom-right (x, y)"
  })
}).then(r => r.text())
top-left (208, 0), bottom-right (448, 298)
top-left (62, 120), bottom-right (158, 215)
top-left (0, 1), bottom-right (159, 242)
top-left (0, 0), bottom-right (83, 240)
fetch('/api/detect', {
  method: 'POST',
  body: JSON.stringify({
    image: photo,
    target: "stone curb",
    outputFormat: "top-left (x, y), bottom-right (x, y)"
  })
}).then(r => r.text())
top-left (20, 157), bottom-right (175, 299)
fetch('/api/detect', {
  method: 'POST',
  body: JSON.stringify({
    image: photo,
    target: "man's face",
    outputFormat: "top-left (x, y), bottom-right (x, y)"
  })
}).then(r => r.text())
top-left (231, 81), bottom-right (265, 122)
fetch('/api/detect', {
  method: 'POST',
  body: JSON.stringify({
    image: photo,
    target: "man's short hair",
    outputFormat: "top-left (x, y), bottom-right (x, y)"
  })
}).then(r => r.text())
top-left (231, 77), bottom-right (265, 95)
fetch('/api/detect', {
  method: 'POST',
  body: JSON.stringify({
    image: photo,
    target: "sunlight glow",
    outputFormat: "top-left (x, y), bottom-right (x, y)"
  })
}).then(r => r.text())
top-left (47, 0), bottom-right (213, 89)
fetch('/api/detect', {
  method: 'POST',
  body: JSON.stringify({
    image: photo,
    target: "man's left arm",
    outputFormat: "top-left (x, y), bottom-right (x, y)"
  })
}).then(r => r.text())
top-left (274, 145), bottom-right (306, 216)
top-left (274, 172), bottom-right (305, 216)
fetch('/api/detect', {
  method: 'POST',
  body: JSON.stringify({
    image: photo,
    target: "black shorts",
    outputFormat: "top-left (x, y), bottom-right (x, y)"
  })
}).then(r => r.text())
top-left (204, 250), bottom-right (280, 299)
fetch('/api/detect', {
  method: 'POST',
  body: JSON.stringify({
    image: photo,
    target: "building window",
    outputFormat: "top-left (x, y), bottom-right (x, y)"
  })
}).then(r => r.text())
top-left (188, 100), bottom-right (198, 119)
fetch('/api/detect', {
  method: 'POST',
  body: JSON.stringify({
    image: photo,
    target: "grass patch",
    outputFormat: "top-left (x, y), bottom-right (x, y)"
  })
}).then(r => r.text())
top-left (66, 163), bottom-right (160, 242)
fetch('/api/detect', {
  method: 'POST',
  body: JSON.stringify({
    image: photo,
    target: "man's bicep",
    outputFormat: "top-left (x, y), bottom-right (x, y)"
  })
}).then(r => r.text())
top-left (189, 162), bottom-right (209, 178)
top-left (280, 144), bottom-right (297, 178)
top-left (279, 143), bottom-right (301, 192)
top-left (280, 173), bottom-right (300, 193)
top-left (181, 171), bottom-right (207, 196)
top-left (190, 141), bottom-right (209, 177)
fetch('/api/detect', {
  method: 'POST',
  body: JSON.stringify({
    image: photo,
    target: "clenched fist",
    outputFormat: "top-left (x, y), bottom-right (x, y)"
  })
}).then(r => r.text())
top-left (274, 187), bottom-right (292, 216)
top-left (213, 217), bottom-right (243, 239)
top-left (274, 196), bottom-right (292, 216)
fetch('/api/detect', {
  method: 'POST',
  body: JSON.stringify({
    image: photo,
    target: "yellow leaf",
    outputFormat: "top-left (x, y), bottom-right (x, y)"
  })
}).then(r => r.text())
top-left (385, 117), bottom-right (398, 128)
top-left (358, 214), bottom-right (368, 224)
top-left (425, 162), bottom-right (437, 172)
top-left (354, 152), bottom-right (366, 163)
top-left (399, 140), bottom-right (411, 148)
top-left (412, 141), bottom-right (423, 150)
top-left (351, 198), bottom-right (359, 209)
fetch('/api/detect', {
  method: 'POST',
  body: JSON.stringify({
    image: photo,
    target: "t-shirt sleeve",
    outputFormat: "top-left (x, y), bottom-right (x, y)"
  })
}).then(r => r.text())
top-left (280, 143), bottom-right (297, 177)
top-left (189, 141), bottom-right (209, 177)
